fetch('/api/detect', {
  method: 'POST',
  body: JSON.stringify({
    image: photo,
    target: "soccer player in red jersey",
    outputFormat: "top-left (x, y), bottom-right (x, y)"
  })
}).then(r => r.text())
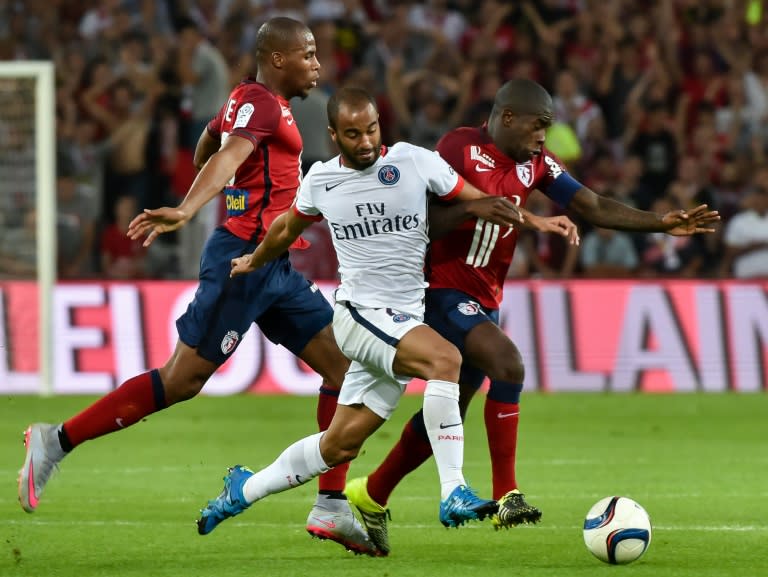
top-left (18, 17), bottom-right (376, 556)
top-left (345, 78), bottom-right (720, 553)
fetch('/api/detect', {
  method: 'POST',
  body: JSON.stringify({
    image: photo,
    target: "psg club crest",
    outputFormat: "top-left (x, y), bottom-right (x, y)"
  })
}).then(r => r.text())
top-left (516, 163), bottom-right (533, 187)
top-left (387, 308), bottom-right (411, 323)
top-left (457, 301), bottom-right (482, 316)
top-left (378, 165), bottom-right (400, 185)
top-left (220, 330), bottom-right (240, 355)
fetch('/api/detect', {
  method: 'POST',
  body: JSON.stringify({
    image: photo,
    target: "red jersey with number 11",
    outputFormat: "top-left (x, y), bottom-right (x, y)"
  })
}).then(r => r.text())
top-left (429, 126), bottom-right (578, 309)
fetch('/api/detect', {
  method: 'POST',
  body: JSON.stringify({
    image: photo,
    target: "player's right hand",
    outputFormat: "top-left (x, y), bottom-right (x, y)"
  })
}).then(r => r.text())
top-left (468, 197), bottom-right (524, 227)
top-left (230, 253), bottom-right (259, 278)
top-left (127, 207), bottom-right (190, 247)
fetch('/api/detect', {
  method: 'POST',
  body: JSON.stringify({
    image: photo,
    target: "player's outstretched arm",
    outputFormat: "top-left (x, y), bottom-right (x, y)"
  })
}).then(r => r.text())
top-left (568, 187), bottom-right (720, 235)
top-left (230, 210), bottom-right (312, 277)
top-left (128, 134), bottom-right (253, 247)
top-left (519, 209), bottom-right (580, 245)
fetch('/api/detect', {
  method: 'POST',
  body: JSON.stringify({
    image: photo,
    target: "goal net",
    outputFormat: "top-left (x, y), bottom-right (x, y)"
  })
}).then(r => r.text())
top-left (0, 61), bottom-right (55, 395)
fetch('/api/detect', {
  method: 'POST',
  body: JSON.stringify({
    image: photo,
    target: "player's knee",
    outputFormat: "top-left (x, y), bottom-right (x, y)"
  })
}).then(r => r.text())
top-left (160, 371), bottom-right (208, 404)
top-left (424, 341), bottom-right (462, 381)
top-left (487, 353), bottom-right (525, 384)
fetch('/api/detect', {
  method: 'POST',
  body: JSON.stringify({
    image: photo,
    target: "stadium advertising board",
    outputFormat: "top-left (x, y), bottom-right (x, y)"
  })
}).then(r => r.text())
top-left (1, 280), bottom-right (767, 394)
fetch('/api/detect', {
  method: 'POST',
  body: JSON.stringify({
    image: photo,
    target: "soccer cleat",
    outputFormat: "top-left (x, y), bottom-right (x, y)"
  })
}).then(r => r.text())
top-left (18, 423), bottom-right (66, 513)
top-left (492, 489), bottom-right (542, 529)
top-left (306, 501), bottom-right (379, 556)
top-left (439, 485), bottom-right (498, 528)
top-left (344, 476), bottom-right (391, 556)
top-left (197, 465), bottom-right (253, 535)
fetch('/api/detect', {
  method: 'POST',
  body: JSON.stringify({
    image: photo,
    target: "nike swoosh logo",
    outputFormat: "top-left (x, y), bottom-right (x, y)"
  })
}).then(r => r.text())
top-left (475, 165), bottom-right (493, 172)
top-left (497, 412), bottom-right (519, 419)
top-left (310, 517), bottom-right (337, 529)
top-left (287, 118), bottom-right (294, 125)
top-left (439, 422), bottom-right (462, 429)
top-left (325, 182), bottom-right (344, 191)
top-left (115, 418), bottom-right (124, 428)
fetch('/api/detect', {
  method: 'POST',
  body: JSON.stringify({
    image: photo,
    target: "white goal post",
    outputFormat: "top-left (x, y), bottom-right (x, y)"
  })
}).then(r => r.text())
top-left (0, 61), bottom-right (56, 395)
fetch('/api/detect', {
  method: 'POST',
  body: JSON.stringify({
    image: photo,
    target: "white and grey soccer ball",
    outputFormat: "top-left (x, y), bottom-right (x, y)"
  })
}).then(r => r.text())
top-left (583, 496), bottom-right (652, 564)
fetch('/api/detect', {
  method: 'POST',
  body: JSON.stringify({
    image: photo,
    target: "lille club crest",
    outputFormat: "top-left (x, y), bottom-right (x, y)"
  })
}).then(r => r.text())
top-left (220, 330), bottom-right (240, 355)
top-left (516, 163), bottom-right (533, 187)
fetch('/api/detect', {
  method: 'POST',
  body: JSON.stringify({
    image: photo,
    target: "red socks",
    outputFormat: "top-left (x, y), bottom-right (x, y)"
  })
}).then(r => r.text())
top-left (62, 369), bottom-right (166, 449)
top-left (316, 385), bottom-right (348, 492)
top-left (367, 415), bottom-right (433, 506)
top-left (484, 398), bottom-right (520, 499)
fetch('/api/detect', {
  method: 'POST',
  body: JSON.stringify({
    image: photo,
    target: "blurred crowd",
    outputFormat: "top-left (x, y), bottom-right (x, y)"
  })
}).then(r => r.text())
top-left (2, 0), bottom-right (768, 281)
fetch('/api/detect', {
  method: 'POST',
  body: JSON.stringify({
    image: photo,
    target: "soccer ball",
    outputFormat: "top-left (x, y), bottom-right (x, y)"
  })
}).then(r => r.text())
top-left (583, 496), bottom-right (652, 565)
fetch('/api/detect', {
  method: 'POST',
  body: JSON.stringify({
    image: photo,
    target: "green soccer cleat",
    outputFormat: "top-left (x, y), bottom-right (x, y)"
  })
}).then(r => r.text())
top-left (492, 489), bottom-right (542, 530)
top-left (344, 476), bottom-right (391, 556)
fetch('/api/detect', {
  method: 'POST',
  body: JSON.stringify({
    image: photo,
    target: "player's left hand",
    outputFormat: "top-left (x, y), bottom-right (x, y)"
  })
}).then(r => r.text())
top-left (522, 213), bottom-right (580, 245)
top-left (663, 204), bottom-right (720, 236)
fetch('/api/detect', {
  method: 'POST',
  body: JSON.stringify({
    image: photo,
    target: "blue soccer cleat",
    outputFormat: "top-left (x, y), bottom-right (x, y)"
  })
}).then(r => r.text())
top-left (197, 465), bottom-right (253, 535)
top-left (439, 485), bottom-right (498, 528)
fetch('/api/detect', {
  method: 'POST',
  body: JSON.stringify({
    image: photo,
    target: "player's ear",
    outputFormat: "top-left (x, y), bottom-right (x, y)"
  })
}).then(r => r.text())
top-left (271, 51), bottom-right (284, 69)
top-left (327, 126), bottom-right (337, 142)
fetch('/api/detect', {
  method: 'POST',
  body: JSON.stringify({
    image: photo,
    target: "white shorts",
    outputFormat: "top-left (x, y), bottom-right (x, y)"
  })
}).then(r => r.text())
top-left (333, 302), bottom-right (423, 419)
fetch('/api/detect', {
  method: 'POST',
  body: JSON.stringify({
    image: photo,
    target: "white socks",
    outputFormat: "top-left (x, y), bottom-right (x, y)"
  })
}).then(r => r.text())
top-left (423, 379), bottom-right (466, 499)
top-left (242, 432), bottom-right (330, 503)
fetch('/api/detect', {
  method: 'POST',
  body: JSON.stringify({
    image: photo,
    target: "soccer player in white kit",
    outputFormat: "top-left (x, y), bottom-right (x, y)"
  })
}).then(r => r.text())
top-left (197, 87), bottom-right (562, 550)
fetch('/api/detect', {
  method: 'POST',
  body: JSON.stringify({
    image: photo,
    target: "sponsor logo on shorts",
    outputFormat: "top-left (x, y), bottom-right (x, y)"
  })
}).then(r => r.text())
top-left (457, 301), bottom-right (482, 316)
top-left (378, 165), bottom-right (400, 185)
top-left (221, 330), bottom-right (240, 355)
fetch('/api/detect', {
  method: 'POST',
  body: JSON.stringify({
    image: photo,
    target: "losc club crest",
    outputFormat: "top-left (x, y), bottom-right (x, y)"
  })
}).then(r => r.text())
top-left (516, 163), bottom-right (533, 187)
top-left (378, 165), bottom-right (400, 185)
top-left (220, 330), bottom-right (240, 355)
top-left (457, 301), bottom-right (482, 316)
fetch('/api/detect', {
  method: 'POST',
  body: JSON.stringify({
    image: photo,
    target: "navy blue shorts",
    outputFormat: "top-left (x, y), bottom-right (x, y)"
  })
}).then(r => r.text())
top-left (176, 227), bottom-right (333, 365)
top-left (424, 288), bottom-right (499, 389)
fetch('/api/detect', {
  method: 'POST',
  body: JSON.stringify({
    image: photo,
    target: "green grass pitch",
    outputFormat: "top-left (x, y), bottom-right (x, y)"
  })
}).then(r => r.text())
top-left (1, 392), bottom-right (766, 577)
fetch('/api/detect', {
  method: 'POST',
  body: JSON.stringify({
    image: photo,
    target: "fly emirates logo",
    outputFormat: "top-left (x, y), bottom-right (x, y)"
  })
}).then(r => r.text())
top-left (329, 201), bottom-right (420, 240)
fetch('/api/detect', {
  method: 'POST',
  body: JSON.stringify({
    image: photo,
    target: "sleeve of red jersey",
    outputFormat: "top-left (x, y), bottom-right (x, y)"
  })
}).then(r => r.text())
top-left (206, 104), bottom-right (225, 139)
top-left (229, 90), bottom-right (282, 147)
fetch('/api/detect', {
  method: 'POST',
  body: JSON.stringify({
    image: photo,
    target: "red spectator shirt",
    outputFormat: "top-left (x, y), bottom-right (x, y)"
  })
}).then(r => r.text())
top-left (429, 126), bottom-right (580, 309)
top-left (207, 78), bottom-right (308, 248)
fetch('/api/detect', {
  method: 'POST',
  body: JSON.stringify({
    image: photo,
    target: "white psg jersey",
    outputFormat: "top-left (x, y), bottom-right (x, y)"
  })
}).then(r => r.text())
top-left (294, 142), bottom-right (462, 314)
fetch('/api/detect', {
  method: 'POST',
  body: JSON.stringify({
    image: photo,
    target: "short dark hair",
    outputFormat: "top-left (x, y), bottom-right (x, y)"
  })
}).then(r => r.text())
top-left (492, 78), bottom-right (553, 117)
top-left (254, 17), bottom-right (310, 63)
top-left (327, 87), bottom-right (378, 129)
